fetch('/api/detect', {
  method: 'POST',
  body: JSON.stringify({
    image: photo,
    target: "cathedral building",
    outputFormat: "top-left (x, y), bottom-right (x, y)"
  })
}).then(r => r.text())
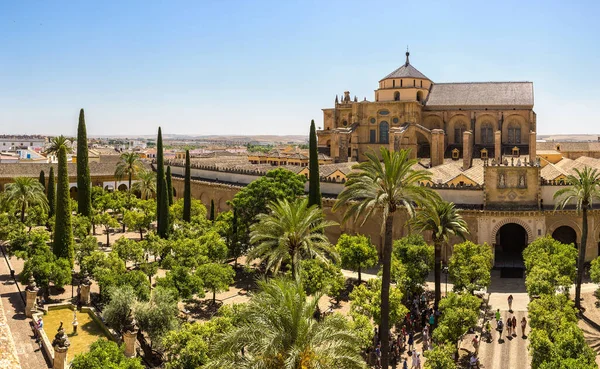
top-left (317, 52), bottom-right (536, 167)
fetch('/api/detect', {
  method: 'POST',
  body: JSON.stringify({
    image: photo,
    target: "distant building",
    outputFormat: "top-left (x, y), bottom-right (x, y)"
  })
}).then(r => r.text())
top-left (0, 136), bottom-right (46, 150)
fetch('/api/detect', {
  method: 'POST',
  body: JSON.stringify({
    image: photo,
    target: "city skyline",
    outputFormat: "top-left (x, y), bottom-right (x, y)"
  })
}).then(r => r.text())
top-left (2, 1), bottom-right (599, 137)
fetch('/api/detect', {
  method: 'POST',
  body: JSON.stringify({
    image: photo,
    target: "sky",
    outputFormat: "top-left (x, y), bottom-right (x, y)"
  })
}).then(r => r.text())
top-left (1, 1), bottom-right (600, 137)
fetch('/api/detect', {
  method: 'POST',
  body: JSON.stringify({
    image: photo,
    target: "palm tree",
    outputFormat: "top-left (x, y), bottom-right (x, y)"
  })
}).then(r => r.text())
top-left (3, 177), bottom-right (48, 222)
top-left (554, 167), bottom-right (600, 310)
top-left (132, 169), bottom-right (156, 200)
top-left (115, 152), bottom-right (143, 201)
top-left (332, 147), bottom-right (435, 368)
top-left (207, 278), bottom-right (365, 369)
top-left (412, 199), bottom-right (469, 306)
top-left (249, 198), bottom-right (337, 280)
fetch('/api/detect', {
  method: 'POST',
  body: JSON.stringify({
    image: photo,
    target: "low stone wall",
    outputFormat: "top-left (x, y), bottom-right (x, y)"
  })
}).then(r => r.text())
top-left (31, 303), bottom-right (117, 367)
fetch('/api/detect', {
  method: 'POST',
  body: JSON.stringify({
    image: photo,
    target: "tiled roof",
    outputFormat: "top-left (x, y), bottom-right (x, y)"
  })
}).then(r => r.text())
top-left (381, 63), bottom-right (430, 81)
top-left (0, 161), bottom-right (150, 178)
top-left (425, 82), bottom-right (534, 107)
top-left (537, 141), bottom-right (600, 152)
top-left (541, 163), bottom-right (568, 180)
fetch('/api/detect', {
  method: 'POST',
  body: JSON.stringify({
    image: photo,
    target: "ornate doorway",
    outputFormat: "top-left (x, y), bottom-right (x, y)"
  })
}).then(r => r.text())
top-left (495, 223), bottom-right (527, 275)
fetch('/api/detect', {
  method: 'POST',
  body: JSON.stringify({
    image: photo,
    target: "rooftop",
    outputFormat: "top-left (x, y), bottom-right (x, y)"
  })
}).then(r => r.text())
top-left (380, 52), bottom-right (430, 81)
top-left (425, 82), bottom-right (534, 108)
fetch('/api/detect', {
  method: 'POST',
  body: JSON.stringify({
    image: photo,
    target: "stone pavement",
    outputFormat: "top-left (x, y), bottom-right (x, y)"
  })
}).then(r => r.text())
top-left (0, 247), bottom-right (49, 369)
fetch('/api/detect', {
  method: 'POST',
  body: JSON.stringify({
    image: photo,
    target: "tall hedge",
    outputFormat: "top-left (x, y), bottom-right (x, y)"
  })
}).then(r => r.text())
top-left (210, 199), bottom-right (215, 221)
top-left (166, 166), bottom-right (173, 206)
top-left (183, 150), bottom-right (191, 222)
top-left (157, 177), bottom-right (169, 238)
top-left (308, 119), bottom-right (321, 207)
top-left (76, 108), bottom-right (92, 217)
top-left (156, 127), bottom-right (165, 235)
top-left (47, 166), bottom-right (56, 218)
top-left (39, 170), bottom-right (46, 191)
top-left (53, 146), bottom-right (74, 264)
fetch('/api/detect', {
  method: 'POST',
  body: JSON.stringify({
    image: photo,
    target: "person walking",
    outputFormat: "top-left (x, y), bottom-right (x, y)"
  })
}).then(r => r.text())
top-left (411, 351), bottom-right (421, 369)
top-left (508, 294), bottom-right (514, 312)
top-left (511, 316), bottom-right (517, 337)
top-left (408, 331), bottom-right (414, 351)
top-left (402, 357), bottom-right (409, 369)
top-left (521, 316), bottom-right (528, 338)
top-left (495, 308), bottom-right (501, 322)
top-left (507, 316), bottom-right (512, 336)
top-left (497, 318), bottom-right (504, 342)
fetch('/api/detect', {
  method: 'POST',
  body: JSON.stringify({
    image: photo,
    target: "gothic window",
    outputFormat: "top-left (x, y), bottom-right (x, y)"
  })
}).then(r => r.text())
top-left (379, 121), bottom-right (389, 144)
top-left (400, 80), bottom-right (403, 87)
top-left (508, 122), bottom-right (521, 144)
top-left (454, 123), bottom-right (467, 144)
top-left (394, 91), bottom-right (400, 101)
top-left (392, 80), bottom-right (396, 87)
top-left (481, 123), bottom-right (493, 144)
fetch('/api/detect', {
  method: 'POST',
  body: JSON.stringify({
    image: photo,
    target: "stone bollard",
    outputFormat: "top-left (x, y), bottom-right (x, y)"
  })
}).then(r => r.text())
top-left (25, 275), bottom-right (39, 318)
top-left (53, 346), bottom-right (68, 369)
top-left (79, 274), bottom-right (91, 305)
top-left (123, 329), bottom-right (138, 358)
top-left (52, 322), bottom-right (70, 369)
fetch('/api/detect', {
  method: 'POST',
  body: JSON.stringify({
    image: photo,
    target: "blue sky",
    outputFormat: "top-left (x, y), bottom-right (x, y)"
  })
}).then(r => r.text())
top-left (1, 1), bottom-right (599, 137)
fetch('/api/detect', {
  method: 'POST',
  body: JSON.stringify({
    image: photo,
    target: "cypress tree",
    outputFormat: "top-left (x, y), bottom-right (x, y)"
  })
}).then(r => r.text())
top-left (166, 166), bottom-right (174, 206)
top-left (53, 145), bottom-right (74, 264)
top-left (47, 167), bottom-right (55, 218)
top-left (183, 150), bottom-right (191, 222)
top-left (39, 170), bottom-right (46, 192)
top-left (210, 199), bottom-right (215, 221)
top-left (308, 119), bottom-right (322, 207)
top-left (156, 127), bottom-right (165, 235)
top-left (76, 108), bottom-right (92, 217)
top-left (157, 177), bottom-right (169, 238)
top-left (232, 208), bottom-right (239, 267)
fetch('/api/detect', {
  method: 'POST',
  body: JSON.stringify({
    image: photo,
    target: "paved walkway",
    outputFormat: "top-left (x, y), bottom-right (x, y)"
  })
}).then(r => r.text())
top-left (0, 247), bottom-right (49, 369)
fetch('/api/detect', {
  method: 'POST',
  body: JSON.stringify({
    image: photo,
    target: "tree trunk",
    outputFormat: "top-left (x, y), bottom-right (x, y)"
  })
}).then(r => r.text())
top-left (434, 239), bottom-right (442, 308)
top-left (106, 230), bottom-right (110, 247)
top-left (140, 229), bottom-right (144, 240)
top-left (576, 205), bottom-right (588, 310)
top-left (379, 213), bottom-right (394, 369)
top-left (213, 290), bottom-right (216, 304)
top-left (21, 202), bottom-right (26, 223)
top-left (358, 267), bottom-right (362, 284)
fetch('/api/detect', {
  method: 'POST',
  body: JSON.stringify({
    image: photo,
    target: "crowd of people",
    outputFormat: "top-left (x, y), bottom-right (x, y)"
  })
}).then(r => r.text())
top-left (364, 294), bottom-right (442, 369)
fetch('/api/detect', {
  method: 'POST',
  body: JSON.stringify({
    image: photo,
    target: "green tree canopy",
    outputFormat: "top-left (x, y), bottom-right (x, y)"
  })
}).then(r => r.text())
top-left (249, 198), bottom-right (337, 279)
top-left (207, 278), bottom-right (364, 369)
top-left (523, 236), bottom-right (577, 297)
top-left (70, 339), bottom-right (144, 369)
top-left (135, 286), bottom-right (180, 348)
top-left (336, 234), bottom-right (378, 283)
top-left (392, 234), bottom-right (434, 296)
top-left (76, 108), bottom-right (92, 217)
top-left (231, 168), bottom-right (306, 245)
top-left (103, 285), bottom-right (138, 334)
top-left (299, 258), bottom-right (345, 299)
top-left (2, 176), bottom-right (48, 223)
top-left (432, 292), bottom-right (480, 350)
top-left (349, 278), bottom-right (408, 326)
top-left (196, 262), bottom-right (235, 303)
top-left (448, 241), bottom-right (493, 294)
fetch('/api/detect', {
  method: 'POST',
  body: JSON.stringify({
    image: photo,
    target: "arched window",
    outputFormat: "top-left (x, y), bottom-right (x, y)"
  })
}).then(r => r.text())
top-left (416, 91), bottom-right (423, 102)
top-left (508, 122), bottom-right (521, 144)
top-left (454, 122), bottom-right (467, 144)
top-left (394, 91), bottom-right (400, 101)
top-left (379, 121), bottom-right (389, 144)
top-left (481, 123), bottom-right (493, 144)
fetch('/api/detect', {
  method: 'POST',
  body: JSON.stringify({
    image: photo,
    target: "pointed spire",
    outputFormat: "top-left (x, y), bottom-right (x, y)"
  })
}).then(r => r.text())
top-left (405, 46), bottom-right (410, 66)
top-left (335, 95), bottom-right (338, 104)
top-left (354, 96), bottom-right (357, 102)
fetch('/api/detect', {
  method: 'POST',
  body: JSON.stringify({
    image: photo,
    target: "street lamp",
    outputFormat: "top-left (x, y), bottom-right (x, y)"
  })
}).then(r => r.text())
top-left (442, 265), bottom-right (449, 297)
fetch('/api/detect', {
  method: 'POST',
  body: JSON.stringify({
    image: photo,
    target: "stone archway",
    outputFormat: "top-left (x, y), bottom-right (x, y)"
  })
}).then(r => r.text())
top-left (492, 218), bottom-right (533, 273)
top-left (552, 226), bottom-right (578, 247)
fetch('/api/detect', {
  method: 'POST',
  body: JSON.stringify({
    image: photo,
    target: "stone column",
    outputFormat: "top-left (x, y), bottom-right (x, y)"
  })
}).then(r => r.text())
top-left (25, 276), bottom-right (39, 318)
top-left (52, 323), bottom-right (70, 369)
top-left (462, 131), bottom-right (473, 170)
top-left (431, 129), bottom-right (445, 167)
top-left (123, 330), bottom-right (138, 358)
top-left (529, 131), bottom-right (537, 163)
top-left (494, 130), bottom-right (502, 162)
top-left (79, 274), bottom-right (91, 306)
